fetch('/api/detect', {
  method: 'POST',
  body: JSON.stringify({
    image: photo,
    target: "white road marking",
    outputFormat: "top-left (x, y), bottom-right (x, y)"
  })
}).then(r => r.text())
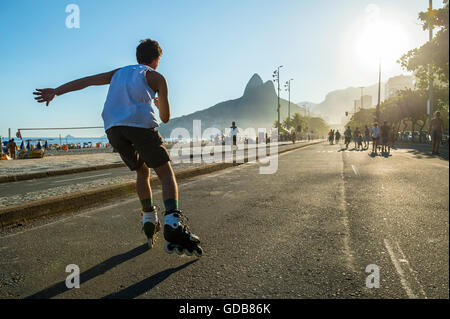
top-left (339, 174), bottom-right (356, 272)
top-left (394, 240), bottom-right (428, 298)
top-left (52, 173), bottom-right (112, 183)
top-left (351, 165), bottom-right (359, 176)
top-left (384, 239), bottom-right (416, 298)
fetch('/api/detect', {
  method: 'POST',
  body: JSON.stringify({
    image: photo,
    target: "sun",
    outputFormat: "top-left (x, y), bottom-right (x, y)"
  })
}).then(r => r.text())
top-left (353, 5), bottom-right (410, 69)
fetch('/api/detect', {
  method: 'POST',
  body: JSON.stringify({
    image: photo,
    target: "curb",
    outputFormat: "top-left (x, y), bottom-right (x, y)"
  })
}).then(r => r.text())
top-left (0, 141), bottom-right (309, 184)
top-left (0, 141), bottom-right (322, 228)
top-left (0, 163), bottom-right (126, 184)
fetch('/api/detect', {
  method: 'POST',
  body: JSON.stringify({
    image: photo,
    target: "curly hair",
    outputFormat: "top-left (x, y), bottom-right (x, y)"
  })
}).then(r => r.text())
top-left (136, 39), bottom-right (162, 65)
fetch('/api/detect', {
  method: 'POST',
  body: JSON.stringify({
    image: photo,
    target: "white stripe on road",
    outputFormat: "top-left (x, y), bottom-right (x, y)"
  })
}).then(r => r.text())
top-left (351, 165), bottom-right (359, 176)
top-left (394, 241), bottom-right (428, 298)
top-left (53, 173), bottom-right (112, 183)
top-left (384, 239), bottom-right (417, 298)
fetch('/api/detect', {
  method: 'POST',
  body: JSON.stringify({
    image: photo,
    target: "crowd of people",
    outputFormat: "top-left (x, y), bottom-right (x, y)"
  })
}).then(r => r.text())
top-left (328, 121), bottom-right (397, 155)
top-left (327, 112), bottom-right (446, 156)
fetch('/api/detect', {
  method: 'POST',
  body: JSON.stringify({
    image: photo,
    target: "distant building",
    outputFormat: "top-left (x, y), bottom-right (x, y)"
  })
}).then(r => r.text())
top-left (354, 95), bottom-right (373, 110)
top-left (385, 75), bottom-right (414, 99)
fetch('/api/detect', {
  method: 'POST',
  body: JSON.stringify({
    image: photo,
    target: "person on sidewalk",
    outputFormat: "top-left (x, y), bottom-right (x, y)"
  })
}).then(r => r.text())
top-left (33, 39), bottom-right (202, 257)
top-left (335, 130), bottom-right (341, 144)
top-left (380, 121), bottom-right (391, 154)
top-left (428, 111), bottom-right (445, 155)
top-left (230, 121), bottom-right (238, 149)
top-left (363, 125), bottom-right (371, 149)
top-left (372, 123), bottom-right (380, 155)
top-left (7, 139), bottom-right (17, 160)
top-left (344, 126), bottom-right (352, 149)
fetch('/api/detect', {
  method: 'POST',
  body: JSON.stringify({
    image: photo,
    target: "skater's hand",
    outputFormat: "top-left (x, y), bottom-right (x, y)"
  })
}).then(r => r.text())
top-left (153, 97), bottom-right (160, 109)
top-left (33, 88), bottom-right (57, 106)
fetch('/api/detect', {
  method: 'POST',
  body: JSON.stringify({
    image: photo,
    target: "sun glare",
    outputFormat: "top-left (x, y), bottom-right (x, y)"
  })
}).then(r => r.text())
top-left (354, 4), bottom-right (409, 70)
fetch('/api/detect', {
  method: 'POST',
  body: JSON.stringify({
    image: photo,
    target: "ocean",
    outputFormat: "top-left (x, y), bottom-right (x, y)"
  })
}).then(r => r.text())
top-left (1, 136), bottom-right (109, 147)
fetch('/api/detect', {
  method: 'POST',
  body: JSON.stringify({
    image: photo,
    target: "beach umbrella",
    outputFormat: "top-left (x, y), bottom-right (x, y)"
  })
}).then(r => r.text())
top-left (26, 141), bottom-right (31, 150)
top-left (20, 141), bottom-right (25, 150)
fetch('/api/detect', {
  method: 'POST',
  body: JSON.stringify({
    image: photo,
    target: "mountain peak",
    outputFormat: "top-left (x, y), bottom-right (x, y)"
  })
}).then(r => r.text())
top-left (244, 73), bottom-right (264, 95)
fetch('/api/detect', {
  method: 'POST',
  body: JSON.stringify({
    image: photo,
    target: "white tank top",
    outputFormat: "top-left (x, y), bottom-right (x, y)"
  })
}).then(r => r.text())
top-left (102, 64), bottom-right (158, 131)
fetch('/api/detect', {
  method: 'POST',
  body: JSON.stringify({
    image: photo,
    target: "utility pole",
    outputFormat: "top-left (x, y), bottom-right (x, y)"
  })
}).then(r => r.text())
top-left (376, 60), bottom-right (381, 122)
top-left (285, 79), bottom-right (293, 129)
top-left (273, 66), bottom-right (283, 139)
top-left (428, 0), bottom-right (434, 124)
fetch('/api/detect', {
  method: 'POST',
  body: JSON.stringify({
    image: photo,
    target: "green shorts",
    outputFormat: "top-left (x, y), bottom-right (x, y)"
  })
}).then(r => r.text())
top-left (106, 126), bottom-right (170, 170)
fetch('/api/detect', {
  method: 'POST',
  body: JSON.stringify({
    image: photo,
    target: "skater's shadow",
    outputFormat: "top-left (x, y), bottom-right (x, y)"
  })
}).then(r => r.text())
top-left (102, 259), bottom-right (198, 299)
top-left (26, 244), bottom-right (150, 299)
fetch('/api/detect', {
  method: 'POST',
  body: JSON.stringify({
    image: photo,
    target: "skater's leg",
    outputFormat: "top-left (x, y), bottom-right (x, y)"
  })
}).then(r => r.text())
top-left (153, 162), bottom-right (202, 257)
top-left (136, 163), bottom-right (154, 211)
top-left (153, 161), bottom-right (178, 210)
top-left (135, 163), bottom-right (160, 247)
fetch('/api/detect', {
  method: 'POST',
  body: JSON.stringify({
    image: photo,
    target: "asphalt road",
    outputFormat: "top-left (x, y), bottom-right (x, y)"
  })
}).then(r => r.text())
top-left (0, 142), bottom-right (448, 299)
top-left (0, 141), bottom-right (304, 201)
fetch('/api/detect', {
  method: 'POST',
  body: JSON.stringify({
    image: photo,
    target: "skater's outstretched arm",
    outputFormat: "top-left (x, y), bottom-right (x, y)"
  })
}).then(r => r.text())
top-left (146, 71), bottom-right (170, 123)
top-left (33, 69), bottom-right (119, 106)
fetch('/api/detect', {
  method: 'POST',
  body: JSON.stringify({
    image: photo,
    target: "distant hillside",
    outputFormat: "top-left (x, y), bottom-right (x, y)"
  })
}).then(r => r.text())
top-left (158, 74), bottom-right (307, 137)
top-left (300, 84), bottom-right (386, 124)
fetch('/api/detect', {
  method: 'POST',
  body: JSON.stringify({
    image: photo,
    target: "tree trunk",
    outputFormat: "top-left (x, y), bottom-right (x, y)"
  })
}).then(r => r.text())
top-left (418, 119), bottom-right (427, 143)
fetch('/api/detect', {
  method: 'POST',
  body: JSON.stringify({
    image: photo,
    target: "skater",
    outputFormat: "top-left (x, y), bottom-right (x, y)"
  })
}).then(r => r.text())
top-left (33, 39), bottom-right (202, 257)
top-left (428, 111), bottom-right (445, 155)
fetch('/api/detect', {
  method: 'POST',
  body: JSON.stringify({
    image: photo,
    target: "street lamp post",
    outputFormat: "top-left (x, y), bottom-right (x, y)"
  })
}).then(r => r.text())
top-left (273, 65), bottom-right (283, 139)
top-left (376, 60), bottom-right (381, 123)
top-left (428, 0), bottom-right (434, 124)
top-left (285, 79), bottom-right (293, 129)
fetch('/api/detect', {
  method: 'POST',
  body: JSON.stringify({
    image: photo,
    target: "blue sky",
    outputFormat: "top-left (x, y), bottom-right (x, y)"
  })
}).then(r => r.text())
top-left (0, 0), bottom-right (443, 137)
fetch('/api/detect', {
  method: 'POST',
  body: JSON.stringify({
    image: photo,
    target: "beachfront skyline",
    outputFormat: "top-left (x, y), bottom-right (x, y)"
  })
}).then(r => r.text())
top-left (0, 0), bottom-right (443, 137)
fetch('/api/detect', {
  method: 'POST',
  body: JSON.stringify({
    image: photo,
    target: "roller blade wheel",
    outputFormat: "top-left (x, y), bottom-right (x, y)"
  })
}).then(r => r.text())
top-left (143, 221), bottom-right (161, 249)
top-left (164, 242), bottom-right (203, 257)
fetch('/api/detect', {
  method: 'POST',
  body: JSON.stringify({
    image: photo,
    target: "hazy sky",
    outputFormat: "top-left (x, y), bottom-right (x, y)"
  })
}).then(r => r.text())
top-left (0, 0), bottom-right (444, 137)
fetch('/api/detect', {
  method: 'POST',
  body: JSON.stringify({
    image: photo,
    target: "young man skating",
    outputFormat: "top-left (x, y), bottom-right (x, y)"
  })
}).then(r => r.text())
top-left (33, 39), bottom-right (202, 257)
